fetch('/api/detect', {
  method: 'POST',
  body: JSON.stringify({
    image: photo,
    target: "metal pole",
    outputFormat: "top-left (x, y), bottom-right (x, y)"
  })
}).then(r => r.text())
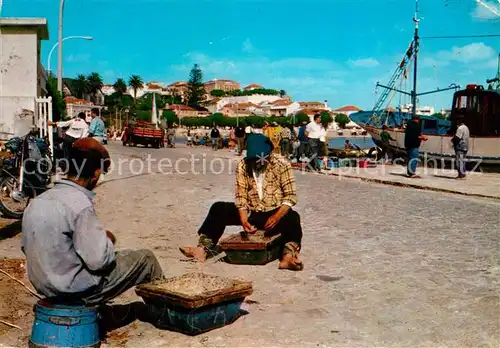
top-left (411, 0), bottom-right (420, 117)
top-left (57, 0), bottom-right (65, 93)
top-left (48, 36), bottom-right (92, 74)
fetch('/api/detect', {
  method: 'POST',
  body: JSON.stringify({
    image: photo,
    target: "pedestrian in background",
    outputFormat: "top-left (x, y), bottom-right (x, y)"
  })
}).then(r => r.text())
top-left (404, 115), bottom-right (428, 178)
top-left (306, 114), bottom-right (323, 170)
top-left (88, 108), bottom-right (105, 145)
top-left (210, 125), bottom-right (220, 150)
top-left (452, 113), bottom-right (469, 179)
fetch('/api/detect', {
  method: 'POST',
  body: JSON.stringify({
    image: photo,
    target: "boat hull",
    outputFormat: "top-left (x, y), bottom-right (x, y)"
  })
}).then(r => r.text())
top-left (365, 125), bottom-right (500, 165)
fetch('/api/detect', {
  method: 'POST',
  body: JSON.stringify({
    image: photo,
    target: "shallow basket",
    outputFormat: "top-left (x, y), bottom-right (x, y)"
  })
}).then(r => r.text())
top-left (220, 231), bottom-right (282, 265)
top-left (135, 273), bottom-right (253, 335)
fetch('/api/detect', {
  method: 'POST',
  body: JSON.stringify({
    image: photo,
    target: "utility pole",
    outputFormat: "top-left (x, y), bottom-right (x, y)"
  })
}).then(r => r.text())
top-left (57, 0), bottom-right (65, 93)
top-left (411, 0), bottom-right (420, 118)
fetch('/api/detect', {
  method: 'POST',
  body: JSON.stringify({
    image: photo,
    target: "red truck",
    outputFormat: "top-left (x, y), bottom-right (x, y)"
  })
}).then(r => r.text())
top-left (122, 120), bottom-right (164, 148)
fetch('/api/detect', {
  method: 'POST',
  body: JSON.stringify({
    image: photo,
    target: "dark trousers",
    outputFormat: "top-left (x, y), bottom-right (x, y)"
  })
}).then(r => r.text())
top-left (280, 139), bottom-right (290, 157)
top-left (236, 137), bottom-right (245, 154)
top-left (82, 249), bottom-right (164, 305)
top-left (309, 138), bottom-right (321, 169)
top-left (298, 141), bottom-right (308, 160)
top-left (63, 134), bottom-right (77, 160)
top-left (198, 202), bottom-right (302, 247)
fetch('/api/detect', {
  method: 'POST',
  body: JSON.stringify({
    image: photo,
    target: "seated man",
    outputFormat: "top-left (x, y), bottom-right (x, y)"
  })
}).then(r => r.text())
top-left (180, 134), bottom-right (304, 271)
top-left (22, 138), bottom-right (164, 305)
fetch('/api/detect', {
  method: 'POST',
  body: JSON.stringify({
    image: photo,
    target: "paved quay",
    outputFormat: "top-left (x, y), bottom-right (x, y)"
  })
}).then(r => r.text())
top-left (210, 148), bottom-right (500, 200)
top-left (0, 142), bottom-right (498, 347)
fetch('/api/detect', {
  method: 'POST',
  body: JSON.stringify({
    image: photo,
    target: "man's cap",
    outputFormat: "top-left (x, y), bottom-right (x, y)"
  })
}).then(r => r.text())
top-left (246, 133), bottom-right (273, 159)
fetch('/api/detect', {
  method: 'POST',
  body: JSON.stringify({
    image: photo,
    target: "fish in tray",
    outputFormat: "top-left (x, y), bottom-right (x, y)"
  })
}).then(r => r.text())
top-left (135, 273), bottom-right (253, 335)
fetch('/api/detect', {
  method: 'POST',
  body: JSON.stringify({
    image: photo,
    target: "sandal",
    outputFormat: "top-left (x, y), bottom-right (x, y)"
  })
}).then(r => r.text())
top-left (279, 242), bottom-right (304, 271)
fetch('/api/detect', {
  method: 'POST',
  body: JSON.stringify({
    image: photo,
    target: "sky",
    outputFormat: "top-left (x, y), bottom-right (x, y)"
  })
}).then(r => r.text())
top-left (2, 0), bottom-right (500, 110)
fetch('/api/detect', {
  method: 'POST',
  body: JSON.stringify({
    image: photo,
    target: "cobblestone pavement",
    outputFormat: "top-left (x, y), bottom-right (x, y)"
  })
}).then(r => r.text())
top-left (0, 141), bottom-right (498, 347)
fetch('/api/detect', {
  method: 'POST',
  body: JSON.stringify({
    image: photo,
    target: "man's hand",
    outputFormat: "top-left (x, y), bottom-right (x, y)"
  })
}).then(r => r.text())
top-left (106, 230), bottom-right (116, 244)
top-left (264, 205), bottom-right (290, 231)
top-left (242, 220), bottom-right (257, 234)
top-left (419, 135), bottom-right (428, 141)
top-left (264, 214), bottom-right (281, 231)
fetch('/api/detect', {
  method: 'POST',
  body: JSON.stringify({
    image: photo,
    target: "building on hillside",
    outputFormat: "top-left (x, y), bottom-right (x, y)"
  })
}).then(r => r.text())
top-left (243, 83), bottom-right (264, 91)
top-left (204, 79), bottom-right (240, 94)
top-left (298, 101), bottom-right (329, 110)
top-left (332, 105), bottom-right (363, 117)
top-left (167, 104), bottom-right (198, 118)
top-left (219, 95), bottom-right (281, 109)
top-left (0, 18), bottom-right (50, 139)
top-left (220, 102), bottom-right (265, 117)
top-left (205, 98), bottom-right (225, 114)
top-left (261, 99), bottom-right (301, 117)
top-left (165, 81), bottom-right (188, 101)
top-left (64, 97), bottom-right (103, 120)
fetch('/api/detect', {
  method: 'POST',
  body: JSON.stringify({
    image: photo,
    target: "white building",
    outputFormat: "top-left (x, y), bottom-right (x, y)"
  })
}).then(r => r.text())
top-left (0, 18), bottom-right (49, 139)
top-left (400, 104), bottom-right (435, 116)
top-left (217, 95), bottom-right (281, 110)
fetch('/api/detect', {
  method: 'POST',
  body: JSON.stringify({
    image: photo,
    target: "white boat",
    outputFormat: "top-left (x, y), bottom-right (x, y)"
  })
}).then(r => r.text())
top-left (352, 1), bottom-right (500, 167)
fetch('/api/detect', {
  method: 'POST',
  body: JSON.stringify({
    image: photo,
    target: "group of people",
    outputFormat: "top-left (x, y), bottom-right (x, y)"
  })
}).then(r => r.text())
top-left (21, 129), bottom-right (303, 309)
top-left (50, 108), bottom-right (106, 163)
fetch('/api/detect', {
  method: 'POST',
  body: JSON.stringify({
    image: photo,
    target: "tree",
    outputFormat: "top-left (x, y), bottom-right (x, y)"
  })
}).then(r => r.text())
top-left (113, 78), bottom-right (127, 95)
top-left (335, 113), bottom-right (350, 129)
top-left (320, 111), bottom-right (334, 126)
top-left (210, 89), bottom-right (226, 97)
top-left (162, 110), bottom-right (179, 125)
top-left (87, 72), bottom-right (103, 104)
top-left (431, 112), bottom-right (447, 120)
top-left (128, 75), bottom-right (144, 103)
top-left (279, 89), bottom-right (287, 98)
top-left (187, 64), bottom-right (206, 109)
top-left (74, 74), bottom-right (89, 99)
top-left (46, 76), bottom-right (67, 121)
top-left (295, 112), bottom-right (310, 125)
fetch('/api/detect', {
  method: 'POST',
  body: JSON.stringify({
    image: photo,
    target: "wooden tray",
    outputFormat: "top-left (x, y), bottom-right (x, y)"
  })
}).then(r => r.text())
top-left (220, 231), bottom-right (281, 251)
top-left (135, 273), bottom-right (253, 309)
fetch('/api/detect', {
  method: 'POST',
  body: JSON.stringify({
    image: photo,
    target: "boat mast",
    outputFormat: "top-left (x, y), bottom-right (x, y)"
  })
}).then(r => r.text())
top-left (411, 0), bottom-right (420, 117)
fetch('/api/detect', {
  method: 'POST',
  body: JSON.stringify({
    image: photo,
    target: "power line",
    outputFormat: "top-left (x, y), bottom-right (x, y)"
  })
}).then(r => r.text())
top-left (421, 34), bottom-right (500, 39)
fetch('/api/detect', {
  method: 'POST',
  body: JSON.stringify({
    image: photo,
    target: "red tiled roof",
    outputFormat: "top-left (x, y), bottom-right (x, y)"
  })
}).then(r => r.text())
top-left (147, 83), bottom-right (162, 90)
top-left (298, 101), bottom-right (325, 107)
top-left (168, 81), bottom-right (188, 87)
top-left (243, 83), bottom-right (264, 90)
top-left (64, 97), bottom-right (92, 105)
top-left (271, 99), bottom-right (292, 107)
top-left (169, 104), bottom-right (195, 111)
top-left (334, 105), bottom-right (362, 112)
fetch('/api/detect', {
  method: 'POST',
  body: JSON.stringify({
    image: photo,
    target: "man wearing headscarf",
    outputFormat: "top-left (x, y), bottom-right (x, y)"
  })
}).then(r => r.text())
top-left (21, 138), bottom-right (164, 305)
top-left (180, 134), bottom-right (304, 271)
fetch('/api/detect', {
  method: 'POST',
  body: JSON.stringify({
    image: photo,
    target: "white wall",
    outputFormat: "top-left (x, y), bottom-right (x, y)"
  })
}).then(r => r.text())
top-left (0, 27), bottom-right (38, 138)
top-left (219, 95), bottom-right (281, 109)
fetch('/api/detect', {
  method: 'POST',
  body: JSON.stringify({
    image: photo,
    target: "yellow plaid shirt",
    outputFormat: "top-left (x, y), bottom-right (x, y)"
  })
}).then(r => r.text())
top-left (235, 154), bottom-right (297, 212)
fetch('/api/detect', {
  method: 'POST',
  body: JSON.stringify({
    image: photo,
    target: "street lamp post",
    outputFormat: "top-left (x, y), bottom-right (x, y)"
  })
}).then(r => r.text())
top-left (57, 0), bottom-right (65, 93)
top-left (47, 36), bottom-right (93, 75)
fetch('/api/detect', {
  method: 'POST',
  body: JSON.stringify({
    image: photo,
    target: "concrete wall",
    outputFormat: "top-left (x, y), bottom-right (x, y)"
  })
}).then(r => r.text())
top-left (0, 27), bottom-right (39, 138)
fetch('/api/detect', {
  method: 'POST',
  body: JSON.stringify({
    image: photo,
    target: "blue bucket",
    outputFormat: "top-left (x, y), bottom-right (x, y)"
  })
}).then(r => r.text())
top-left (29, 300), bottom-right (100, 348)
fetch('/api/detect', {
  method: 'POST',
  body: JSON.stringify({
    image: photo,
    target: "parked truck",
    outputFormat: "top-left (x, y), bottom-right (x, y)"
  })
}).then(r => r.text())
top-left (122, 120), bottom-right (164, 148)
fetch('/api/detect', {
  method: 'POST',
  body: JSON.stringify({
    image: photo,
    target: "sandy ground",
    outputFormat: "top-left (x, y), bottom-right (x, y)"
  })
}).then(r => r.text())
top-left (0, 142), bottom-right (498, 347)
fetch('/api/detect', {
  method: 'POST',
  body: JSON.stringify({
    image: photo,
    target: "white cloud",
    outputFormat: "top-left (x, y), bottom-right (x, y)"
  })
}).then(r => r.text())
top-left (437, 42), bottom-right (496, 63)
top-left (66, 54), bottom-right (90, 63)
top-left (242, 38), bottom-right (254, 53)
top-left (347, 58), bottom-right (380, 68)
top-left (471, 0), bottom-right (500, 20)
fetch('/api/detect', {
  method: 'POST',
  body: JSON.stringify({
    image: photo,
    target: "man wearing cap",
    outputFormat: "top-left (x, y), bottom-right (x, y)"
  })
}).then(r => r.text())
top-left (21, 138), bottom-right (164, 304)
top-left (180, 134), bottom-right (304, 271)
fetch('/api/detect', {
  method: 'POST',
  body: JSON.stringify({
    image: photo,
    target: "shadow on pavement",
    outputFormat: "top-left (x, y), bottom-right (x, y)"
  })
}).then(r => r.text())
top-left (0, 220), bottom-right (22, 241)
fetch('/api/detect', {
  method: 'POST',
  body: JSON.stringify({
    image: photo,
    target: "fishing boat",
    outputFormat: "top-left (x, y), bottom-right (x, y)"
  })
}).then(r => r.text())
top-left (349, 1), bottom-right (500, 166)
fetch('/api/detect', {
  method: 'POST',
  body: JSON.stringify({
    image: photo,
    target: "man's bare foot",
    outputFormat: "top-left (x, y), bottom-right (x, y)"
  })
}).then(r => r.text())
top-left (279, 253), bottom-right (304, 271)
top-left (179, 246), bottom-right (207, 262)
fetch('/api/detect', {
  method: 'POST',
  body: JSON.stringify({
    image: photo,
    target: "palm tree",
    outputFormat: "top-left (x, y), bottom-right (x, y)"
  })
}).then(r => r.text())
top-left (128, 75), bottom-right (144, 103)
top-left (113, 78), bottom-right (127, 95)
top-left (74, 74), bottom-right (89, 99)
top-left (87, 72), bottom-right (104, 104)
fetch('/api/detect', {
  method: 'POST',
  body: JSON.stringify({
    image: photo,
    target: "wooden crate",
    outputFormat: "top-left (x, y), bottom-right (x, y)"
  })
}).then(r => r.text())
top-left (220, 231), bottom-right (282, 265)
top-left (135, 273), bottom-right (253, 335)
